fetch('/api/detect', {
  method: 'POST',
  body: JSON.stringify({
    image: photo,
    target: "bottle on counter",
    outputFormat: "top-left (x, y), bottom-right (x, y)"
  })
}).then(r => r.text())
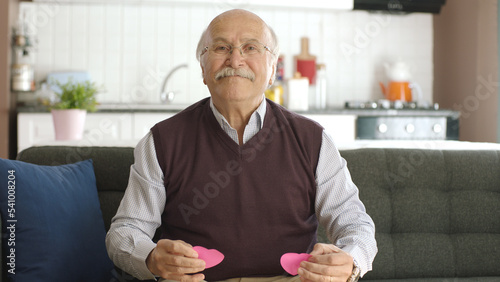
top-left (265, 80), bottom-right (284, 105)
top-left (11, 18), bottom-right (36, 92)
top-left (295, 37), bottom-right (316, 85)
top-left (286, 72), bottom-right (309, 111)
top-left (265, 55), bottom-right (285, 105)
top-left (313, 63), bottom-right (327, 110)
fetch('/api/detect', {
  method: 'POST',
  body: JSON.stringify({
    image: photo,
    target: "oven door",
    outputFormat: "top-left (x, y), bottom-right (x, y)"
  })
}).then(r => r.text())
top-left (356, 116), bottom-right (458, 140)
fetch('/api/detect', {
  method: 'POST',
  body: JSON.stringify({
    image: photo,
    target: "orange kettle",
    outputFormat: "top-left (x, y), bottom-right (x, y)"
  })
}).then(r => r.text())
top-left (379, 61), bottom-right (421, 102)
top-left (379, 81), bottom-right (412, 101)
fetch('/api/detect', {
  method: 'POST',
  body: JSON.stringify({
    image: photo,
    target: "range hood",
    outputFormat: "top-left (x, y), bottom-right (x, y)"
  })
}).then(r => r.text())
top-left (354, 0), bottom-right (446, 14)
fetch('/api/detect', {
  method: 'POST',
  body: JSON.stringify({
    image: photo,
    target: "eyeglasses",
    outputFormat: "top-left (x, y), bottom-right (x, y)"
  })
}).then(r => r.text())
top-left (200, 41), bottom-right (274, 58)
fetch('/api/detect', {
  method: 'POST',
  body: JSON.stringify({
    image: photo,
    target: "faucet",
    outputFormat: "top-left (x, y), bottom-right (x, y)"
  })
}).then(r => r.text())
top-left (160, 63), bottom-right (188, 103)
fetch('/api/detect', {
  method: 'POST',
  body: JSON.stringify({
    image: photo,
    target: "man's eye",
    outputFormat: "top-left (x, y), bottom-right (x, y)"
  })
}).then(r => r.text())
top-left (244, 45), bottom-right (257, 51)
top-left (243, 44), bottom-right (259, 53)
top-left (214, 45), bottom-right (229, 52)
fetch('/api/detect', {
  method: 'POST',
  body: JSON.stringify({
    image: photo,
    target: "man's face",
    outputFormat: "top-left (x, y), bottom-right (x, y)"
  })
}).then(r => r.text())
top-left (200, 12), bottom-right (276, 105)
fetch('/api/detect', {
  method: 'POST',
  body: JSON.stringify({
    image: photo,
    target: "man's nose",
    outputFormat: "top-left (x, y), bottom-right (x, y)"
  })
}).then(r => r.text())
top-left (226, 47), bottom-right (245, 68)
top-left (230, 46), bottom-right (244, 56)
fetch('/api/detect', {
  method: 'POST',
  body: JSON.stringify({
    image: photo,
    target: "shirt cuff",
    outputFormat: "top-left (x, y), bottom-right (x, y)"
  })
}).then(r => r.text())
top-left (341, 245), bottom-right (370, 277)
top-left (131, 240), bottom-right (158, 280)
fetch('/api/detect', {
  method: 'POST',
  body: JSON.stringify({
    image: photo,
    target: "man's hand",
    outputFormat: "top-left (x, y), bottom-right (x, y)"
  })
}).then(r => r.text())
top-left (298, 243), bottom-right (354, 282)
top-left (146, 239), bottom-right (206, 282)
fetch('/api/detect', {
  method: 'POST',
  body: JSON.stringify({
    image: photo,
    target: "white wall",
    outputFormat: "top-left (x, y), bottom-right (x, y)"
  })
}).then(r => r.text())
top-left (19, 1), bottom-right (433, 108)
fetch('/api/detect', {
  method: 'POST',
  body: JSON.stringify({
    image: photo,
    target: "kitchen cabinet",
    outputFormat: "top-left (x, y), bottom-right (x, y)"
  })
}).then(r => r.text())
top-left (303, 114), bottom-right (356, 144)
top-left (133, 113), bottom-right (175, 139)
top-left (18, 112), bottom-right (133, 152)
top-left (18, 111), bottom-right (356, 152)
top-left (83, 113), bottom-right (134, 145)
top-left (131, 113), bottom-right (356, 142)
top-left (18, 113), bottom-right (53, 152)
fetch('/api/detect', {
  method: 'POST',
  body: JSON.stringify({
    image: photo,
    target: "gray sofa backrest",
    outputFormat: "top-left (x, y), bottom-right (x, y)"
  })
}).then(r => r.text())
top-left (339, 149), bottom-right (500, 280)
top-left (14, 146), bottom-right (500, 281)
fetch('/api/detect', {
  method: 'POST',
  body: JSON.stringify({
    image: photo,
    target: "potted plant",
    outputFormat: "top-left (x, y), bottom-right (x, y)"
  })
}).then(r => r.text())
top-left (42, 78), bottom-right (100, 140)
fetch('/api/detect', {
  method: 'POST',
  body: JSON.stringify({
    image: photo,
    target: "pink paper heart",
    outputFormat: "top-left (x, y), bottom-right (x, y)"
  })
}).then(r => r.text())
top-left (280, 253), bottom-right (312, 276)
top-left (193, 246), bottom-right (224, 269)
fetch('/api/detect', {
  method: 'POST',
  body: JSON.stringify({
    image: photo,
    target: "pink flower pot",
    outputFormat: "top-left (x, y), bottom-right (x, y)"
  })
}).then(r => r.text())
top-left (51, 109), bottom-right (87, 140)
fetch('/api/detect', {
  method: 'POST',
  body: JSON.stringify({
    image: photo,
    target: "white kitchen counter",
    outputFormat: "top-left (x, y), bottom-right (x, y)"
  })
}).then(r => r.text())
top-left (19, 107), bottom-right (485, 153)
top-left (17, 111), bottom-right (357, 152)
top-left (336, 140), bottom-right (500, 151)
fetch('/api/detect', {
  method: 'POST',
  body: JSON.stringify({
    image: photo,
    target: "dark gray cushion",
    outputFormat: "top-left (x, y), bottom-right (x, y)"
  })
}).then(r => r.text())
top-left (16, 146), bottom-right (134, 231)
top-left (340, 149), bottom-right (500, 280)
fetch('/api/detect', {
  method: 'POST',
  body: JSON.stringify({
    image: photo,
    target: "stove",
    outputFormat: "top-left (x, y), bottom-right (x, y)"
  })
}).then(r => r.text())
top-left (344, 100), bottom-right (440, 110)
top-left (344, 100), bottom-right (459, 140)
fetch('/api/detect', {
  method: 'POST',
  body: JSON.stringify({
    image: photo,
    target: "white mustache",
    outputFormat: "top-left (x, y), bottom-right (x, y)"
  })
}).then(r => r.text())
top-left (215, 67), bottom-right (256, 82)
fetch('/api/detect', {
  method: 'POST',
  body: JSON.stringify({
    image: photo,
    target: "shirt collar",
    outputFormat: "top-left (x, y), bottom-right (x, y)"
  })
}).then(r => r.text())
top-left (209, 95), bottom-right (267, 130)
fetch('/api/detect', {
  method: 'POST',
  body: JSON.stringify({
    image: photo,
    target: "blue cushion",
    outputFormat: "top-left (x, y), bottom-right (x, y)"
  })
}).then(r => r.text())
top-left (0, 159), bottom-right (113, 281)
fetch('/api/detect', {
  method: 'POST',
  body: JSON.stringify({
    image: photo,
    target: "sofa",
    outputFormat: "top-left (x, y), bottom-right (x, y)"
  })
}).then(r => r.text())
top-left (2, 145), bottom-right (500, 281)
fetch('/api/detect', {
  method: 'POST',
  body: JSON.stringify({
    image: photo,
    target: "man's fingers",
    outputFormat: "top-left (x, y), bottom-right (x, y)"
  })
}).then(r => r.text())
top-left (298, 243), bottom-right (354, 282)
top-left (152, 248), bottom-right (206, 274)
top-left (298, 266), bottom-right (343, 282)
top-left (299, 260), bottom-right (352, 282)
top-left (159, 239), bottom-right (198, 258)
top-left (309, 243), bottom-right (341, 256)
top-left (161, 272), bottom-right (205, 282)
top-left (300, 260), bottom-right (336, 276)
top-left (308, 252), bottom-right (351, 266)
top-left (147, 239), bottom-right (206, 279)
top-left (162, 257), bottom-right (205, 274)
top-left (151, 254), bottom-right (206, 280)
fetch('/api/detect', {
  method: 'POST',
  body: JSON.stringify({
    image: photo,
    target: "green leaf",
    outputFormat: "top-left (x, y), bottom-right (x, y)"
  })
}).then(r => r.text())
top-left (46, 77), bottom-right (101, 112)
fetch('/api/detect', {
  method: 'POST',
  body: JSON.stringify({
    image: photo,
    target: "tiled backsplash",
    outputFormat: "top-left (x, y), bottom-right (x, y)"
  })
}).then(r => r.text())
top-left (20, 2), bottom-right (433, 107)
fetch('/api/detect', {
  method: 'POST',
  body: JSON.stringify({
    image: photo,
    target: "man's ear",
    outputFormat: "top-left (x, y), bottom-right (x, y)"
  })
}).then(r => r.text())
top-left (269, 63), bottom-right (276, 86)
top-left (200, 62), bottom-right (207, 85)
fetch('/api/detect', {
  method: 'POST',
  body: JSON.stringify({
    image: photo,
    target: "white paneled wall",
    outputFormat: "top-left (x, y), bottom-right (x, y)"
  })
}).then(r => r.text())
top-left (20, 2), bottom-right (433, 107)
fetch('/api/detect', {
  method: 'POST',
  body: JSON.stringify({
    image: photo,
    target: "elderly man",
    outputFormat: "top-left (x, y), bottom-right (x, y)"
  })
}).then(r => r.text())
top-left (106, 9), bottom-right (377, 282)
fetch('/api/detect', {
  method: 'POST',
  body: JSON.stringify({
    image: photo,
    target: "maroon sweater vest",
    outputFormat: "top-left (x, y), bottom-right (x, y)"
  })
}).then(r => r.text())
top-left (151, 98), bottom-right (323, 281)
